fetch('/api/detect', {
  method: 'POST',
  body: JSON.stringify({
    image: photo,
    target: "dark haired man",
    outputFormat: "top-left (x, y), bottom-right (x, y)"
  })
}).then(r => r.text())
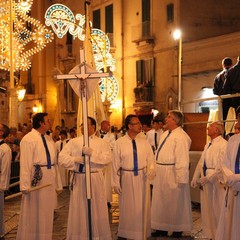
top-left (96, 120), bottom-right (116, 208)
top-left (213, 57), bottom-right (233, 121)
top-left (56, 130), bottom-right (69, 187)
top-left (225, 56), bottom-right (240, 117)
top-left (0, 123), bottom-right (12, 238)
top-left (59, 116), bottom-right (112, 239)
top-left (146, 119), bottom-right (164, 153)
top-left (112, 114), bottom-right (155, 240)
top-left (16, 112), bottom-right (62, 240)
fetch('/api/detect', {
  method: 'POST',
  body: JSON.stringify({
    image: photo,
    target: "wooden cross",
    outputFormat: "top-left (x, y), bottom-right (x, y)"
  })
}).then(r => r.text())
top-left (56, 48), bottom-right (111, 239)
top-left (57, 48), bottom-right (111, 199)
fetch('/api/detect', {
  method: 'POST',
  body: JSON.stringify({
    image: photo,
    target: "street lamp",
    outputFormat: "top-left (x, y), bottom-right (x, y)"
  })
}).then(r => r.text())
top-left (16, 85), bottom-right (26, 102)
top-left (173, 29), bottom-right (182, 110)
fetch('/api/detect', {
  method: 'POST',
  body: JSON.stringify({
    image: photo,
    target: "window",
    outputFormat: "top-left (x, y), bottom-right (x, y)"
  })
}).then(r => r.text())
top-left (142, 0), bottom-right (150, 22)
top-left (167, 3), bottom-right (174, 23)
top-left (135, 59), bottom-right (155, 102)
top-left (136, 59), bottom-right (155, 86)
top-left (93, 9), bottom-right (101, 29)
top-left (105, 4), bottom-right (113, 34)
top-left (142, 0), bottom-right (150, 37)
top-left (66, 32), bottom-right (73, 55)
top-left (63, 80), bottom-right (76, 112)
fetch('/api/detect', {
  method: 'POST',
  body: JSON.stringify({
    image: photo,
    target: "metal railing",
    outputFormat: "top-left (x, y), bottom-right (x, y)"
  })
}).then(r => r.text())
top-left (182, 93), bottom-right (240, 125)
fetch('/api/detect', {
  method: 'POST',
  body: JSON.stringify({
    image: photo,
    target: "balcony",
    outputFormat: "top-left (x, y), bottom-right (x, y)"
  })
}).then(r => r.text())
top-left (133, 84), bottom-right (154, 109)
top-left (131, 21), bottom-right (154, 44)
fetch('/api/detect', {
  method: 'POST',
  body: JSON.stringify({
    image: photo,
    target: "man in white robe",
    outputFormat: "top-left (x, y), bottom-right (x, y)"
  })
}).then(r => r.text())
top-left (215, 133), bottom-right (240, 240)
top-left (146, 119), bottom-right (164, 153)
top-left (151, 110), bottom-right (192, 238)
top-left (55, 130), bottom-right (69, 187)
top-left (191, 121), bottom-right (227, 239)
top-left (96, 120), bottom-right (115, 208)
top-left (0, 123), bottom-right (12, 238)
top-left (16, 113), bottom-right (62, 240)
top-left (112, 114), bottom-right (155, 240)
top-left (59, 116), bottom-right (112, 240)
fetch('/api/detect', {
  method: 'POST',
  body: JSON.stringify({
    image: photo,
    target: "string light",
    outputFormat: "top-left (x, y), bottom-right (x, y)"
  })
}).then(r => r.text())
top-left (45, 3), bottom-right (119, 103)
top-left (0, 0), bottom-right (53, 71)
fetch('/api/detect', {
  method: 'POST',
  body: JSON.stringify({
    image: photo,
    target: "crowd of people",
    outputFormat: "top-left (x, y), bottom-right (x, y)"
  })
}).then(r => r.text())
top-left (1, 106), bottom-right (240, 239)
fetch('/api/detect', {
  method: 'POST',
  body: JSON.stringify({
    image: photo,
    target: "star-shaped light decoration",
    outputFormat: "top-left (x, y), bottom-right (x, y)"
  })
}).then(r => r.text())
top-left (0, 0), bottom-right (53, 71)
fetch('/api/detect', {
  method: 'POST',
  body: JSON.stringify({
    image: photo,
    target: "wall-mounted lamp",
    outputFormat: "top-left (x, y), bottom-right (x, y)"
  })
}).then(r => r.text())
top-left (16, 85), bottom-right (26, 102)
top-left (110, 99), bottom-right (121, 111)
top-left (151, 108), bottom-right (159, 117)
top-left (32, 104), bottom-right (38, 113)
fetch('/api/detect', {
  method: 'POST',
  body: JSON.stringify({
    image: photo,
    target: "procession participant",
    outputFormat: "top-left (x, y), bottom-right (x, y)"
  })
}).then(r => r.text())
top-left (16, 112), bottom-right (62, 240)
top-left (151, 110), bottom-right (192, 238)
top-left (216, 131), bottom-right (240, 240)
top-left (55, 130), bottom-right (69, 187)
top-left (191, 121), bottom-right (227, 239)
top-left (96, 120), bottom-right (115, 208)
top-left (112, 114), bottom-right (155, 240)
top-left (146, 118), bottom-right (164, 153)
top-left (0, 123), bottom-right (11, 238)
top-left (59, 116), bottom-right (112, 240)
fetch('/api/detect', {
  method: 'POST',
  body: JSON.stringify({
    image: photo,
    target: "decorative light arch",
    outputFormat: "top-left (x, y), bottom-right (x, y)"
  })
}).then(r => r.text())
top-left (45, 3), bottom-right (119, 103)
top-left (0, 0), bottom-right (53, 71)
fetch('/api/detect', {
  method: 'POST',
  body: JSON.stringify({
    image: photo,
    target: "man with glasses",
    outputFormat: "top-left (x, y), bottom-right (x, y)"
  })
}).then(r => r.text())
top-left (112, 114), bottom-right (155, 240)
top-left (151, 110), bottom-right (192, 238)
top-left (0, 123), bottom-right (11, 239)
top-left (17, 113), bottom-right (62, 240)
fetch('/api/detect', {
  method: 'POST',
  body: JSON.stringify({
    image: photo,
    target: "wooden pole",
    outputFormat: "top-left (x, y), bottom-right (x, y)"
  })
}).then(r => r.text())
top-left (8, 181), bottom-right (20, 188)
top-left (143, 166), bottom-right (150, 239)
top-left (5, 183), bottom-right (52, 200)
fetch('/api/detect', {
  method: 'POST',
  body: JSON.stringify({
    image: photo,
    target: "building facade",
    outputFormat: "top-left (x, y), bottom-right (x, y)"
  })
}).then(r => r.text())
top-left (1, 0), bottom-right (240, 129)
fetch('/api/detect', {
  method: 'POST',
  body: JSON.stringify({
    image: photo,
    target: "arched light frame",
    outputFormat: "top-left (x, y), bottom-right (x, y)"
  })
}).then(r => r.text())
top-left (45, 3), bottom-right (119, 103)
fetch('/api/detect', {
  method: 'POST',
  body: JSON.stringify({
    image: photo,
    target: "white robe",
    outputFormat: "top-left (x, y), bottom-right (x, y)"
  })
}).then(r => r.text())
top-left (216, 134), bottom-right (240, 240)
top-left (16, 129), bottom-right (62, 240)
top-left (112, 133), bottom-right (155, 240)
top-left (146, 128), bottom-right (163, 153)
top-left (97, 131), bottom-right (115, 203)
top-left (192, 136), bottom-right (227, 239)
top-left (59, 134), bottom-right (112, 240)
top-left (151, 127), bottom-right (193, 232)
top-left (56, 139), bottom-right (69, 187)
top-left (0, 140), bottom-right (12, 236)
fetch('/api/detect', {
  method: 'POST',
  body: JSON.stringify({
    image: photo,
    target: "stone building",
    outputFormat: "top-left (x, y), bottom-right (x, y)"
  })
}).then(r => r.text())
top-left (1, 0), bottom-right (240, 130)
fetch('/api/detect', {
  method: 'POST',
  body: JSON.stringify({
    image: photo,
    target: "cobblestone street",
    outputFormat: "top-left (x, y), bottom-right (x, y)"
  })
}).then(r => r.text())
top-left (3, 189), bottom-right (208, 239)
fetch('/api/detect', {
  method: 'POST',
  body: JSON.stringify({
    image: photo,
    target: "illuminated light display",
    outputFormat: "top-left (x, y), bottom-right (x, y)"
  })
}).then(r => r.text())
top-left (45, 3), bottom-right (119, 103)
top-left (0, 0), bottom-right (53, 71)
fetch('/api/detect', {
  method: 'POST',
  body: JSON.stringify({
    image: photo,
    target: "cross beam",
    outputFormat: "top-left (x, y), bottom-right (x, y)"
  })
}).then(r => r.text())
top-left (57, 48), bottom-right (112, 198)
